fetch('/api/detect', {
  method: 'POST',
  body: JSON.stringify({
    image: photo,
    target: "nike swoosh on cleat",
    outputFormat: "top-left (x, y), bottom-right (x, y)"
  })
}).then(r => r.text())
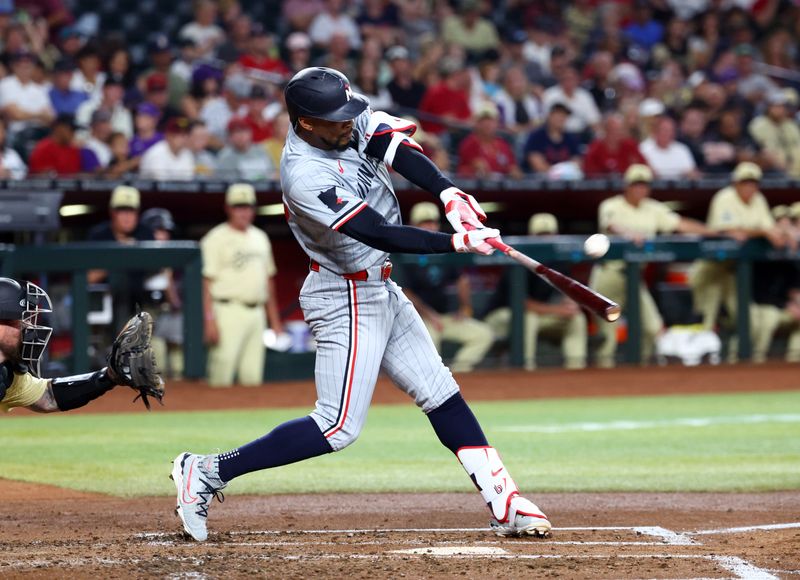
top-left (491, 468), bottom-right (503, 476)
top-left (181, 457), bottom-right (199, 504)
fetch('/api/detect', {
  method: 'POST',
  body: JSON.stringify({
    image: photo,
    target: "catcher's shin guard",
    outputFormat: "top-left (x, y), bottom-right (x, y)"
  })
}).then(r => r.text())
top-left (456, 446), bottom-right (551, 537)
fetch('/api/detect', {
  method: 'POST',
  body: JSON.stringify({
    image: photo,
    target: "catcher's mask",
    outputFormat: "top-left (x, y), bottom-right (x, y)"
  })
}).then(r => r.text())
top-left (0, 278), bottom-right (52, 377)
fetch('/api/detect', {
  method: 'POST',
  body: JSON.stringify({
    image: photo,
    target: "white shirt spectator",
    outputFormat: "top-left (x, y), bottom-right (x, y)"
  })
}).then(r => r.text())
top-left (1, 147), bottom-right (27, 179)
top-left (70, 71), bottom-right (106, 102)
top-left (200, 98), bottom-right (243, 143)
top-left (0, 75), bottom-right (54, 134)
top-left (639, 137), bottom-right (697, 178)
top-left (542, 85), bottom-right (601, 134)
top-left (139, 140), bottom-right (196, 180)
top-left (75, 101), bottom-right (134, 138)
top-left (179, 22), bottom-right (225, 53)
top-left (493, 90), bottom-right (543, 131)
top-left (308, 12), bottom-right (362, 49)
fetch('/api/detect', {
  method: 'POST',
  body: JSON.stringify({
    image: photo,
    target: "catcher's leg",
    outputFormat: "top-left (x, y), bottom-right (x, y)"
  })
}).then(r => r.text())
top-left (382, 283), bottom-right (551, 537)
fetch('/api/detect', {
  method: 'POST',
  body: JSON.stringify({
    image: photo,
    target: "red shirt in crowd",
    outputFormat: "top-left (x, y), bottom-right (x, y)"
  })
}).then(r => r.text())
top-left (240, 114), bottom-right (273, 143)
top-left (457, 135), bottom-right (518, 176)
top-left (28, 138), bottom-right (81, 175)
top-left (582, 137), bottom-right (646, 176)
top-left (239, 55), bottom-right (290, 76)
top-left (418, 82), bottom-right (471, 135)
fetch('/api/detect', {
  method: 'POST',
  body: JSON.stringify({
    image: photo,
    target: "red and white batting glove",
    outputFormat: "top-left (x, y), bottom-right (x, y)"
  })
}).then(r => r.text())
top-left (452, 228), bottom-right (501, 255)
top-left (440, 187), bottom-right (487, 233)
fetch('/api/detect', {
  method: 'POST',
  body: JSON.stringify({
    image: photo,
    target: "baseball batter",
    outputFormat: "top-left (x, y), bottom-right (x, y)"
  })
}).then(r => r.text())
top-left (172, 67), bottom-right (551, 542)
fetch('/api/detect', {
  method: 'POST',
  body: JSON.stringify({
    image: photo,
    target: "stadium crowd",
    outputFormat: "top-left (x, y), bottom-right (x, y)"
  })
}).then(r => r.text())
top-left (0, 0), bottom-right (799, 182)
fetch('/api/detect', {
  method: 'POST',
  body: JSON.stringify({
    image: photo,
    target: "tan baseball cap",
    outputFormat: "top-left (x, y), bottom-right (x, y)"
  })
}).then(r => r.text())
top-left (772, 205), bottom-right (789, 219)
top-left (528, 213), bottom-right (558, 235)
top-left (109, 185), bottom-right (141, 210)
top-left (410, 202), bottom-right (440, 225)
top-left (732, 161), bottom-right (762, 182)
top-left (624, 164), bottom-right (653, 185)
top-left (789, 201), bottom-right (800, 219)
top-left (226, 183), bottom-right (256, 206)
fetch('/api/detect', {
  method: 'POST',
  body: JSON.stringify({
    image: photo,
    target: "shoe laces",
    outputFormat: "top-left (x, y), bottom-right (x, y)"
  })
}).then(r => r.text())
top-left (194, 476), bottom-right (225, 518)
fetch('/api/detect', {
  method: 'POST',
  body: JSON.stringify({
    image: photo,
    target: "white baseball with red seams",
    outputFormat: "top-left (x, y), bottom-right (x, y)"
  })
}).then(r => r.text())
top-left (584, 233), bottom-right (611, 258)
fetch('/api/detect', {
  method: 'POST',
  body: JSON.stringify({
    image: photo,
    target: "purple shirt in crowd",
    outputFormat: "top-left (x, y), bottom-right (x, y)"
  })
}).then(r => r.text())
top-left (129, 133), bottom-right (164, 157)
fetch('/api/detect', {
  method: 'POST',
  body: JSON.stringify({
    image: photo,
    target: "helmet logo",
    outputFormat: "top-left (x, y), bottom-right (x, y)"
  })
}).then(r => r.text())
top-left (19, 299), bottom-right (25, 307)
top-left (344, 83), bottom-right (352, 102)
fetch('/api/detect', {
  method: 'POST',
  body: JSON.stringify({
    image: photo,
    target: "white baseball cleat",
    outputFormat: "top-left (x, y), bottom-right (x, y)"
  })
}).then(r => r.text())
top-left (170, 452), bottom-right (226, 542)
top-left (490, 495), bottom-right (552, 538)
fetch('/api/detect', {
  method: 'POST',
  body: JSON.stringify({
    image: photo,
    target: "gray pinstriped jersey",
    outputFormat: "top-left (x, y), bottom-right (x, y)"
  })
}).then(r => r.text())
top-left (280, 109), bottom-right (401, 274)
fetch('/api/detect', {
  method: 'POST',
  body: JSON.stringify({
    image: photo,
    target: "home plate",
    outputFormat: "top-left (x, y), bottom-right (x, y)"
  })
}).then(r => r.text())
top-left (391, 547), bottom-right (508, 556)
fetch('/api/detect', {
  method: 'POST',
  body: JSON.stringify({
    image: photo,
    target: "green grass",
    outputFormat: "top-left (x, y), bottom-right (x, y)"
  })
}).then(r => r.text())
top-left (2, 391), bottom-right (799, 497)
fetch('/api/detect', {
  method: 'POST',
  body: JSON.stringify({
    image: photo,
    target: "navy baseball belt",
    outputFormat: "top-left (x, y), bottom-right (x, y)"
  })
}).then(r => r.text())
top-left (310, 260), bottom-right (392, 282)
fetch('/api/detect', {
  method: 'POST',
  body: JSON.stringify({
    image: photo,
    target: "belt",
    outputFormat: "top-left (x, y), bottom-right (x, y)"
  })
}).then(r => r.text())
top-left (214, 298), bottom-right (262, 308)
top-left (310, 260), bottom-right (392, 282)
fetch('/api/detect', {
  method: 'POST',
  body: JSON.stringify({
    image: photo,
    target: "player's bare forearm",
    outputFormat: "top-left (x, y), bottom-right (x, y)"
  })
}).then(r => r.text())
top-left (27, 382), bottom-right (60, 413)
top-left (676, 218), bottom-right (711, 236)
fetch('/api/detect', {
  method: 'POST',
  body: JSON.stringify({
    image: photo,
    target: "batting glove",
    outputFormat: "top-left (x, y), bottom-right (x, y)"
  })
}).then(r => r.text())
top-left (440, 187), bottom-right (487, 233)
top-left (452, 228), bottom-right (501, 255)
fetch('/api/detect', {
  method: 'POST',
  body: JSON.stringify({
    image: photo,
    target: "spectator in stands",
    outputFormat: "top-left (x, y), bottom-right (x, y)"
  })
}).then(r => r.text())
top-left (484, 213), bottom-right (587, 370)
top-left (442, 0), bottom-right (499, 61)
top-left (263, 112), bottom-right (290, 170)
top-left (699, 107), bottom-right (760, 174)
top-left (623, 1), bottom-right (663, 51)
top-left (82, 109), bottom-right (113, 168)
top-left (71, 44), bottom-right (105, 101)
top-left (15, 0), bottom-right (73, 34)
top-left (690, 163), bottom-right (793, 342)
top-left (239, 24), bottom-right (289, 76)
top-left (584, 51), bottom-right (618, 112)
top-left (309, 0), bottom-right (362, 50)
top-left (402, 202), bottom-right (494, 373)
top-left (201, 74), bottom-right (249, 149)
top-left (385, 45), bottom-right (426, 112)
top-left (140, 117), bottom-right (195, 180)
top-left (129, 103), bottom-right (163, 158)
top-left (493, 65), bottom-right (543, 136)
top-left (523, 102), bottom-right (580, 174)
top-left (678, 104), bottom-right (710, 170)
top-left (106, 48), bottom-right (137, 98)
top-left (733, 43), bottom-right (778, 104)
top-left (456, 102), bottom-right (521, 178)
top-left (182, 65), bottom-right (223, 122)
top-left (285, 32), bottom-right (312, 74)
top-left (418, 56), bottom-right (472, 135)
top-left (103, 132), bottom-right (138, 177)
top-left (583, 113), bottom-right (646, 176)
top-left (357, 0), bottom-right (400, 46)
top-left (353, 59), bottom-right (393, 111)
top-left (312, 31), bottom-right (356, 81)
top-left (167, 38), bottom-right (197, 109)
top-left (0, 120), bottom-right (27, 179)
top-left (141, 35), bottom-right (174, 88)
top-left (283, 0), bottom-right (325, 34)
top-left (591, 164), bottom-right (712, 367)
top-left (141, 72), bottom-right (182, 126)
top-left (216, 117), bottom-right (275, 181)
top-left (189, 120), bottom-right (217, 177)
top-left (29, 114), bottom-right (96, 175)
top-left (48, 58), bottom-right (87, 116)
top-left (0, 51), bottom-right (55, 138)
top-left (639, 116), bottom-right (699, 179)
top-left (56, 25), bottom-right (84, 60)
top-left (239, 85), bottom-right (274, 143)
top-left (76, 77), bottom-right (133, 138)
top-left (542, 66), bottom-right (601, 139)
top-left (749, 91), bottom-right (800, 177)
top-left (179, 0), bottom-right (225, 58)
top-left (216, 13), bottom-right (252, 63)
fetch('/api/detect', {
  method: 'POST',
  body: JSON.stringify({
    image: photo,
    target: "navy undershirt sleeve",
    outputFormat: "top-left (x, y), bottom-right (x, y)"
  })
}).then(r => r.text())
top-left (365, 133), bottom-right (454, 195)
top-left (339, 204), bottom-right (454, 254)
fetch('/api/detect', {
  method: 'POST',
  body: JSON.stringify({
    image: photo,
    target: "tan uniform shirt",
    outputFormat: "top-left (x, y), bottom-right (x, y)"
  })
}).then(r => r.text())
top-left (0, 373), bottom-right (47, 413)
top-left (748, 116), bottom-right (800, 177)
top-left (597, 195), bottom-right (681, 271)
top-left (706, 186), bottom-right (775, 231)
top-left (201, 223), bottom-right (277, 305)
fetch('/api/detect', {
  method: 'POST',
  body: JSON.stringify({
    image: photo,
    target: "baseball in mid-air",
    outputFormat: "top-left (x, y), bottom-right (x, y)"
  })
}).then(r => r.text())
top-left (584, 233), bottom-right (610, 258)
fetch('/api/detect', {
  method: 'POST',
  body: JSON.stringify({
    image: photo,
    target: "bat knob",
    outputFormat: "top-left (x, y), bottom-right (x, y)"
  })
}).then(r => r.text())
top-left (605, 304), bottom-right (622, 323)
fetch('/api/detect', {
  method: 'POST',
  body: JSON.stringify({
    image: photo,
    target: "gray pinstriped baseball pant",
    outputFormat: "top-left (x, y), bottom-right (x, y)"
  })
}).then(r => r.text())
top-left (300, 267), bottom-right (460, 451)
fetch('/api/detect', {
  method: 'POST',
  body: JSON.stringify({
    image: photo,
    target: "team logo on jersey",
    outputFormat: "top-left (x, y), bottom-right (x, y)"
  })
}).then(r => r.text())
top-left (338, 160), bottom-right (344, 174)
top-left (318, 186), bottom-right (348, 213)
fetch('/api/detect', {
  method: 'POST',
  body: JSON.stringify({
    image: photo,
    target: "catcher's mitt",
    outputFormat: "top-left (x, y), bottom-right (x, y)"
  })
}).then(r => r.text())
top-left (108, 311), bottom-right (165, 409)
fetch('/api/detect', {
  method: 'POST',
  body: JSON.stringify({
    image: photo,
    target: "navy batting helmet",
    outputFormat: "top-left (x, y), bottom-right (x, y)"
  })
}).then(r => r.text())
top-left (284, 67), bottom-right (368, 128)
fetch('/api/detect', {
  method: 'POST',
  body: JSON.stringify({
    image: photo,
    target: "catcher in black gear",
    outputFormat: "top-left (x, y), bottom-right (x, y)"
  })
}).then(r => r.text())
top-left (0, 277), bottom-right (164, 414)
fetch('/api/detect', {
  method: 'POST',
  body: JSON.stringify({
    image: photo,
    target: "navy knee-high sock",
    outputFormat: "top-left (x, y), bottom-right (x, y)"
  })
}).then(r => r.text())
top-left (217, 416), bottom-right (333, 482)
top-left (427, 393), bottom-right (489, 453)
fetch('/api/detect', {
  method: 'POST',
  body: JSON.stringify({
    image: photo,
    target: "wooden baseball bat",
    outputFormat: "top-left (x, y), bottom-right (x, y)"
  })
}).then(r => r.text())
top-left (465, 226), bottom-right (621, 323)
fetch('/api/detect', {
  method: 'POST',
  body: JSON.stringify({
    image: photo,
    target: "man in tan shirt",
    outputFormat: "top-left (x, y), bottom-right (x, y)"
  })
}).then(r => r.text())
top-left (748, 91), bottom-right (800, 176)
top-left (591, 164), bottom-right (710, 367)
top-left (690, 162), bottom-right (796, 360)
top-left (201, 183), bottom-right (284, 386)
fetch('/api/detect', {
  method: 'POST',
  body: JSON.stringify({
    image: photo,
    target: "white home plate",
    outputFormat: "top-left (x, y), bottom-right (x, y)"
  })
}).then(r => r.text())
top-left (391, 547), bottom-right (508, 556)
